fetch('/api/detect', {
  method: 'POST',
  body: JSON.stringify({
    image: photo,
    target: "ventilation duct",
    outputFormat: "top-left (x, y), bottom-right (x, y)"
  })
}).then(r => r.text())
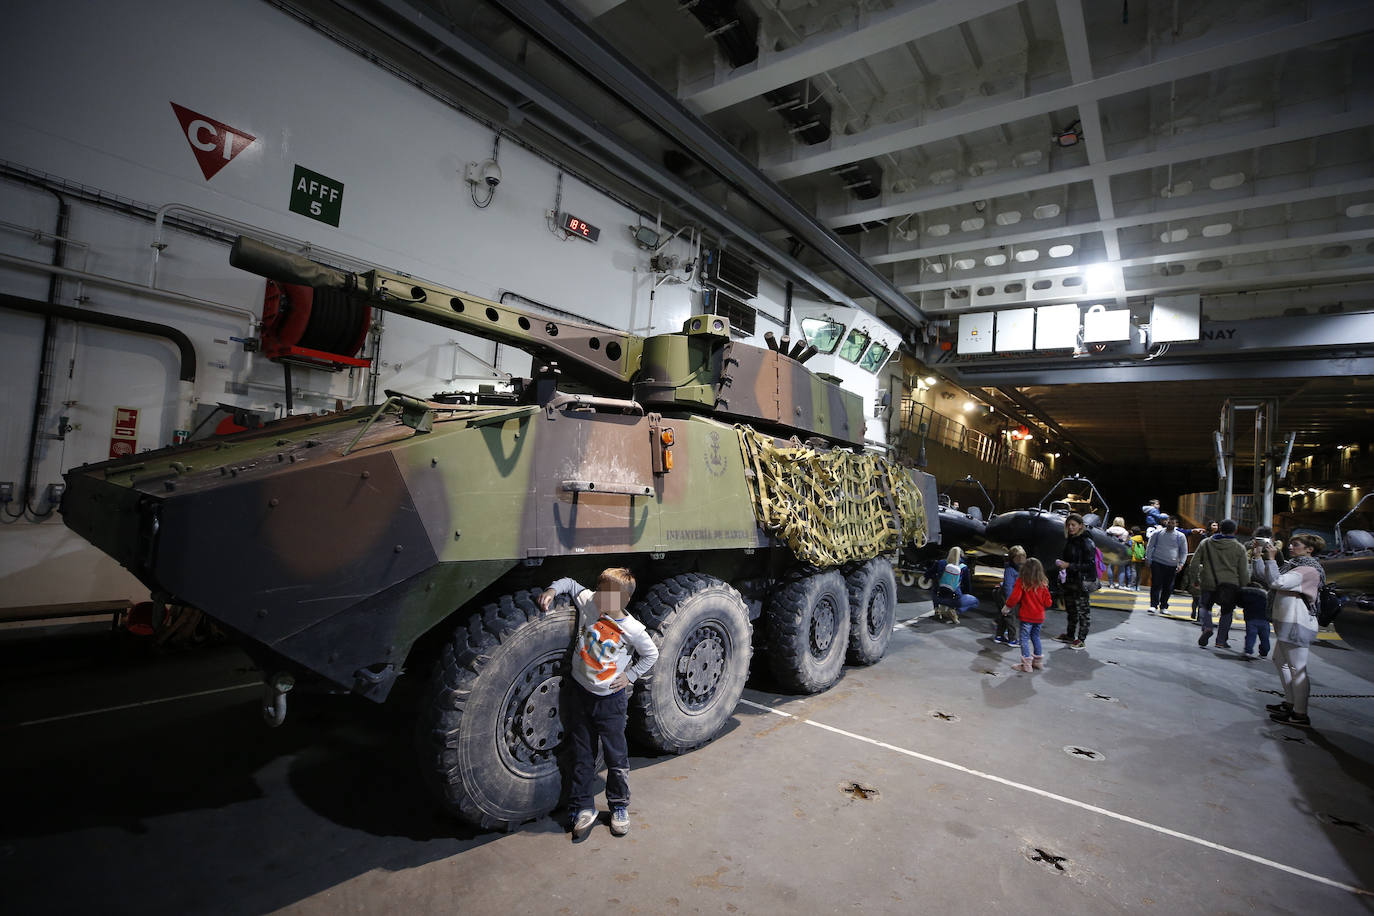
top-left (708, 248), bottom-right (760, 299)
top-left (706, 288), bottom-right (756, 336)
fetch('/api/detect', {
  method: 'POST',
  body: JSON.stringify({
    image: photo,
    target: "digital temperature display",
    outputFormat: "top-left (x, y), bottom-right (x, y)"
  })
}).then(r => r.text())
top-left (560, 212), bottom-right (600, 243)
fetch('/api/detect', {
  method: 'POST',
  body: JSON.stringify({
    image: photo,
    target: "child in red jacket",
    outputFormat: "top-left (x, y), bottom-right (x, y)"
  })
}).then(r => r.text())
top-left (1006, 558), bottom-right (1052, 672)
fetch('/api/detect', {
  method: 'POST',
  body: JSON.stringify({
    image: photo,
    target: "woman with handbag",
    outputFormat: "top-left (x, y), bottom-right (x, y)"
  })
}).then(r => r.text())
top-left (1193, 519), bottom-right (1251, 649)
top-left (1055, 513), bottom-right (1098, 650)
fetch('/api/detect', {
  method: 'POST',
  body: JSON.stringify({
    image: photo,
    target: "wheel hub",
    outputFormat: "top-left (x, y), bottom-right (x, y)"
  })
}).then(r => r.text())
top-left (867, 585), bottom-right (890, 637)
top-left (811, 598), bottom-right (837, 655)
top-left (503, 659), bottom-right (564, 769)
top-left (677, 624), bottom-right (728, 711)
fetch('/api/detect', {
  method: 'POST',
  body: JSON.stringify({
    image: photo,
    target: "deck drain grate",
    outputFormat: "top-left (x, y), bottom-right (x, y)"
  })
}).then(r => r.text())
top-left (931, 711), bottom-right (959, 721)
top-left (1027, 847), bottom-right (1067, 871)
top-left (1317, 813), bottom-right (1372, 835)
top-left (841, 782), bottom-right (880, 800)
top-left (1088, 693), bottom-right (1119, 703)
top-left (1062, 745), bottom-right (1105, 761)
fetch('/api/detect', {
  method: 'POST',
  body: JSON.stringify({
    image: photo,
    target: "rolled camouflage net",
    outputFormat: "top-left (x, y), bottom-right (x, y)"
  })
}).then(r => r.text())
top-left (736, 426), bottom-right (928, 568)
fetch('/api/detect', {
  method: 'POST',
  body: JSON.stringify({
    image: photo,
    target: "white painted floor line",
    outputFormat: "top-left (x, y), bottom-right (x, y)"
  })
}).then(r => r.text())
top-left (16, 683), bottom-right (261, 727)
top-left (738, 698), bottom-right (1371, 897)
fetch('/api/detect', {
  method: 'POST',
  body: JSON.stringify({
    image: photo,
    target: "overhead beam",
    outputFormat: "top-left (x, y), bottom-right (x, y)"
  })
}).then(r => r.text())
top-left (867, 174), bottom-right (1374, 266)
top-left (483, 0), bottom-right (930, 326)
top-left (947, 356), bottom-right (1374, 385)
top-left (829, 104), bottom-right (1374, 226)
top-left (681, 0), bottom-right (1021, 114)
top-left (766, 4), bottom-right (1374, 181)
top-left (335, 0), bottom-right (886, 316)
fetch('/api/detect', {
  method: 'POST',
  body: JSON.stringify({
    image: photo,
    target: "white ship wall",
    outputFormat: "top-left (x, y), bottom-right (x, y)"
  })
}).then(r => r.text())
top-left (0, 0), bottom-right (885, 609)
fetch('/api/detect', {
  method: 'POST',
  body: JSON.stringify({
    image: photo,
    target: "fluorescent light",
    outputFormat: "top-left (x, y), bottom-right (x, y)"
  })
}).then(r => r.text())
top-left (1343, 483), bottom-right (1352, 488)
top-left (923, 376), bottom-right (937, 386)
top-left (963, 400), bottom-right (975, 412)
top-left (1084, 262), bottom-right (1116, 293)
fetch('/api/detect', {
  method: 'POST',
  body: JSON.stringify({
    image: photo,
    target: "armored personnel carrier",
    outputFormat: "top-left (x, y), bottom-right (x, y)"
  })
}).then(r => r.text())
top-left (61, 237), bottom-right (936, 829)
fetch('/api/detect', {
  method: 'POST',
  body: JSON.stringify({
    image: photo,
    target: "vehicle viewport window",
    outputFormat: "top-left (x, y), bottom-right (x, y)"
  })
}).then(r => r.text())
top-left (858, 341), bottom-right (890, 372)
top-left (800, 317), bottom-right (844, 354)
top-left (838, 328), bottom-right (871, 363)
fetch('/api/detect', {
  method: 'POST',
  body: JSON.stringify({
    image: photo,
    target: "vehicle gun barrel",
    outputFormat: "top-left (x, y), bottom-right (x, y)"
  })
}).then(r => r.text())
top-left (230, 236), bottom-right (640, 389)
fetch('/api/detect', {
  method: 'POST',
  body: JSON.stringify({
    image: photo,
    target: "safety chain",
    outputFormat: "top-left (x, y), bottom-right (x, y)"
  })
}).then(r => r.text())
top-left (1257, 688), bottom-right (1374, 700)
top-left (735, 426), bottom-right (928, 567)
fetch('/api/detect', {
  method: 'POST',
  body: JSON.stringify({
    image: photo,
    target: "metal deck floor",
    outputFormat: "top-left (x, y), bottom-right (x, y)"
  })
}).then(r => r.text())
top-left (3, 590), bottom-right (1373, 914)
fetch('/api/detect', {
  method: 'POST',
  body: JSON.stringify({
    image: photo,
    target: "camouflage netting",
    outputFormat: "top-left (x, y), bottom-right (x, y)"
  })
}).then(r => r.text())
top-left (736, 426), bottom-right (928, 568)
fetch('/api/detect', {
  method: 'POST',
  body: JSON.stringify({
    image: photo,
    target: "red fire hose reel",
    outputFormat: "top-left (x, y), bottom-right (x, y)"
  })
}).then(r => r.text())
top-left (260, 280), bottom-right (372, 370)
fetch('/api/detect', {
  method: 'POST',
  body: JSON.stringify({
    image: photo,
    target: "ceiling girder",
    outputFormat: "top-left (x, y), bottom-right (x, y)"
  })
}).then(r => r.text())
top-left (766, 3), bottom-right (1374, 182)
top-left (681, 0), bottom-right (1022, 115)
top-left (480, 0), bottom-right (930, 326)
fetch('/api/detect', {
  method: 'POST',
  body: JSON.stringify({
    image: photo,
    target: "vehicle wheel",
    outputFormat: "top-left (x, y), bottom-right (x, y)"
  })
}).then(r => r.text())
top-left (629, 574), bottom-right (752, 754)
top-left (415, 590), bottom-right (575, 830)
top-left (917, 574), bottom-right (933, 590)
top-left (764, 569), bottom-right (850, 693)
top-left (846, 558), bottom-right (896, 666)
top-left (897, 569), bottom-right (917, 588)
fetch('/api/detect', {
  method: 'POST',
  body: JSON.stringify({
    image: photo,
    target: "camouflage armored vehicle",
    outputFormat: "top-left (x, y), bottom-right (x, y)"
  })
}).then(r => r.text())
top-left (61, 237), bottom-right (937, 829)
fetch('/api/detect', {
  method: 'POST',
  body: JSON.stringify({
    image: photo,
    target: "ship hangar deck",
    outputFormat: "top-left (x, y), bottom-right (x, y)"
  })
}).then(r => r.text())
top-left (4, 579), bottom-right (1373, 915)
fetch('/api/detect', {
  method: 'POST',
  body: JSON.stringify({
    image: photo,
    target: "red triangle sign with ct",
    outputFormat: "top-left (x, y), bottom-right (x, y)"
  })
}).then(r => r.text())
top-left (170, 102), bottom-right (256, 181)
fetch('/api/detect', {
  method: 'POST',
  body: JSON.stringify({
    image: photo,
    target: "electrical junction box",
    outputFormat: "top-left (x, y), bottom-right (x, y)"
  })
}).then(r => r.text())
top-left (995, 308), bottom-right (1035, 352)
top-left (1082, 305), bottom-right (1132, 342)
top-left (957, 312), bottom-right (994, 354)
top-left (1151, 293), bottom-right (1201, 342)
top-left (1035, 303), bottom-right (1080, 349)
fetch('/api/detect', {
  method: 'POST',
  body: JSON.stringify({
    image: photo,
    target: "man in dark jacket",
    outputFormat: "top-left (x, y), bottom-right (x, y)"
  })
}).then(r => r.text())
top-left (1191, 518), bottom-right (1252, 649)
top-left (1055, 513), bottom-right (1098, 649)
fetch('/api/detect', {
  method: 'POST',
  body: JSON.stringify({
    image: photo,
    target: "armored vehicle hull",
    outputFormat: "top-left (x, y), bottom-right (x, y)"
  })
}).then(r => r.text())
top-left (62, 238), bottom-right (935, 829)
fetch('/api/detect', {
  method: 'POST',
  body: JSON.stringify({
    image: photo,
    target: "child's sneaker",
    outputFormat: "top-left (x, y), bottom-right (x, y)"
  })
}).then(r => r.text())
top-left (572, 808), bottom-right (597, 838)
top-left (1005, 639), bottom-right (1019, 648)
top-left (610, 805), bottom-right (630, 836)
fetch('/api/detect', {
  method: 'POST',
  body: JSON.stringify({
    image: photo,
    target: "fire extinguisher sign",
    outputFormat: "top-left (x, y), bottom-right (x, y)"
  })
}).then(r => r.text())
top-left (289, 165), bottom-right (345, 227)
top-left (109, 406), bottom-right (139, 459)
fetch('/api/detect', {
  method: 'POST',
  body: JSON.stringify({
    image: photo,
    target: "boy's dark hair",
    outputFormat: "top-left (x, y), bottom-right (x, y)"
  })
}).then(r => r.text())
top-left (1219, 518), bottom-right (1237, 535)
top-left (598, 567), bottom-right (636, 600)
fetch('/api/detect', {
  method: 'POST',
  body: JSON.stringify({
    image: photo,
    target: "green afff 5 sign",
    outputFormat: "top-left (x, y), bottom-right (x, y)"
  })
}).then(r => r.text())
top-left (290, 165), bottom-right (344, 227)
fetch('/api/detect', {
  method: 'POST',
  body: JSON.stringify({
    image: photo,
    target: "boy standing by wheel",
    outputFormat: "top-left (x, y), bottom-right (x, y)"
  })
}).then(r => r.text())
top-left (539, 568), bottom-right (658, 839)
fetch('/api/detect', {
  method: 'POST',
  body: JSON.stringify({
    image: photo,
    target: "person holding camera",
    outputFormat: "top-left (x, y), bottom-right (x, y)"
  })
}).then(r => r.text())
top-left (1250, 534), bottom-right (1326, 728)
top-left (1191, 518), bottom-right (1250, 649)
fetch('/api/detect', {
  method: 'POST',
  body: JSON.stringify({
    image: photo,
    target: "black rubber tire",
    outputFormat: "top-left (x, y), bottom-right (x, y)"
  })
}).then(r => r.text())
top-left (898, 569), bottom-right (917, 588)
top-left (846, 558), bottom-right (896, 666)
top-left (917, 574), bottom-right (933, 590)
top-left (629, 573), bottom-right (753, 754)
top-left (415, 590), bottom-right (576, 830)
top-left (763, 569), bottom-right (850, 693)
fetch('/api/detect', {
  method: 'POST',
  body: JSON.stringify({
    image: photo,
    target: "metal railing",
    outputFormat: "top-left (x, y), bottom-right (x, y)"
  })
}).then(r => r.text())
top-left (898, 399), bottom-right (1046, 480)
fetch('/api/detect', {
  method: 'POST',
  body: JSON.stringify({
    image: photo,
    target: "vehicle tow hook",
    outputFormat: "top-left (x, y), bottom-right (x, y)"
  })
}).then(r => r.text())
top-left (261, 672), bottom-right (295, 727)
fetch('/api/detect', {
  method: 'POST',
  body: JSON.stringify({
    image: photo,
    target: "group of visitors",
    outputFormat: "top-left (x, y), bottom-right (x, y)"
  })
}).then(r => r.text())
top-left (926, 496), bottom-right (1327, 729)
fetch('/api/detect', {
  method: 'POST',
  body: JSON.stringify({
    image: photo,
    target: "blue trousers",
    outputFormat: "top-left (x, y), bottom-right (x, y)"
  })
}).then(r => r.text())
top-left (1199, 588), bottom-right (1239, 644)
top-left (1244, 621), bottom-right (1271, 657)
top-left (567, 684), bottom-right (630, 810)
top-left (1018, 621), bottom-right (1042, 658)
